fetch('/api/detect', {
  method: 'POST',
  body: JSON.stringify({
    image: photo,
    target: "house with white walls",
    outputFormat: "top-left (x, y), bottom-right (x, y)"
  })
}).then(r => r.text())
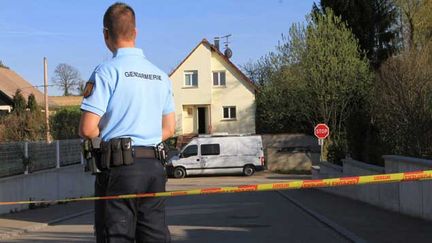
top-left (169, 39), bottom-right (257, 135)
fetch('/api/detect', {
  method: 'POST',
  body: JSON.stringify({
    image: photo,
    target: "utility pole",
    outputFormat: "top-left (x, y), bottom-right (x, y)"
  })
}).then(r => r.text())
top-left (44, 57), bottom-right (51, 143)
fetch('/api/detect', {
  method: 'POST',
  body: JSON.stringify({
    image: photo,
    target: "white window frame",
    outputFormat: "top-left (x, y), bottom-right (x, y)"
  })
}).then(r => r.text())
top-left (213, 71), bottom-right (226, 87)
top-left (222, 106), bottom-right (236, 120)
top-left (184, 70), bottom-right (198, 87)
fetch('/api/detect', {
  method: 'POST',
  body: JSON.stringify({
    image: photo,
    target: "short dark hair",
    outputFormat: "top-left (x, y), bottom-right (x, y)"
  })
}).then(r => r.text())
top-left (103, 2), bottom-right (136, 41)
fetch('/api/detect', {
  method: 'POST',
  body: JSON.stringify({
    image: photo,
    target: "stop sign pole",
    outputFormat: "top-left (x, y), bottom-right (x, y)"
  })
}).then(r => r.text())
top-left (314, 124), bottom-right (330, 162)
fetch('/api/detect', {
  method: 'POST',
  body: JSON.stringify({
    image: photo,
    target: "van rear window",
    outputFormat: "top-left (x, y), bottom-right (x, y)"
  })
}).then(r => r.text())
top-left (201, 144), bottom-right (220, 156)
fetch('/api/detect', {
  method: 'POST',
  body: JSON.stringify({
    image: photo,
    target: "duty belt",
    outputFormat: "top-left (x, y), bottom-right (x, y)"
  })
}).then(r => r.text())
top-left (133, 146), bottom-right (157, 159)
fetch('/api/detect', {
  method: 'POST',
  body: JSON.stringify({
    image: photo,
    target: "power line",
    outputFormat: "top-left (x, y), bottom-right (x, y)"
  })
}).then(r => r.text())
top-left (1, 84), bottom-right (60, 93)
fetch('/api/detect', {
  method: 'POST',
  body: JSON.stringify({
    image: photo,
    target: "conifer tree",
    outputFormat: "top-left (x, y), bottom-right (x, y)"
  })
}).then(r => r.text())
top-left (12, 89), bottom-right (26, 114)
top-left (316, 0), bottom-right (399, 68)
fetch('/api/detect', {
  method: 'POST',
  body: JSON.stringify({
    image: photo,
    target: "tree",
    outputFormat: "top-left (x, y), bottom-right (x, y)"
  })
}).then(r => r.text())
top-left (77, 80), bottom-right (85, 96)
top-left (241, 23), bottom-right (312, 134)
top-left (302, 10), bottom-right (373, 162)
top-left (374, 44), bottom-right (432, 158)
top-left (255, 82), bottom-right (312, 134)
top-left (316, 0), bottom-right (399, 68)
top-left (241, 59), bottom-right (273, 86)
top-left (395, 0), bottom-right (422, 49)
top-left (12, 89), bottom-right (26, 114)
top-left (396, 0), bottom-right (432, 49)
top-left (415, 0), bottom-right (432, 46)
top-left (52, 63), bottom-right (81, 96)
top-left (243, 10), bottom-right (372, 163)
top-left (27, 93), bottom-right (38, 113)
top-left (242, 26), bottom-right (307, 87)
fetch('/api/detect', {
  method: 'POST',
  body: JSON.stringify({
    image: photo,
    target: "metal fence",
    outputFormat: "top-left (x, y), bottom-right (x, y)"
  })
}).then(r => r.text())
top-left (59, 139), bottom-right (82, 166)
top-left (0, 142), bottom-right (26, 177)
top-left (0, 139), bottom-right (82, 178)
top-left (28, 141), bottom-right (57, 172)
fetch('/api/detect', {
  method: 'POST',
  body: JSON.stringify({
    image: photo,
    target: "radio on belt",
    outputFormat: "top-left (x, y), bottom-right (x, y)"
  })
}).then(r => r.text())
top-left (82, 137), bottom-right (102, 174)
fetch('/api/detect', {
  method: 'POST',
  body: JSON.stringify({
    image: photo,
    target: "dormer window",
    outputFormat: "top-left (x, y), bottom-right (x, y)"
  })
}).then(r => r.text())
top-left (213, 71), bottom-right (226, 86)
top-left (184, 70), bottom-right (198, 87)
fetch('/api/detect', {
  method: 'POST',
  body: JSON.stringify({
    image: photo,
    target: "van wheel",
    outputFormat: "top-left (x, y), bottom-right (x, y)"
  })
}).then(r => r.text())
top-left (243, 165), bottom-right (255, 176)
top-left (173, 167), bottom-right (186, 178)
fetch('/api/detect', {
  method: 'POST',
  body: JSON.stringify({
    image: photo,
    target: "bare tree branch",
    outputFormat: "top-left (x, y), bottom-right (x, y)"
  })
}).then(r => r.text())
top-left (52, 63), bottom-right (81, 96)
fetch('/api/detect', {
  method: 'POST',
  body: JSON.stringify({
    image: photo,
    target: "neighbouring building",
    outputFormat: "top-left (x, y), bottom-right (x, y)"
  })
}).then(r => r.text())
top-left (169, 39), bottom-right (258, 135)
top-left (0, 67), bottom-right (45, 114)
top-left (0, 67), bottom-right (82, 115)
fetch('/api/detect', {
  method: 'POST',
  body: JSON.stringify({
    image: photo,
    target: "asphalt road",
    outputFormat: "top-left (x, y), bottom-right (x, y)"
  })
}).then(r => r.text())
top-left (2, 191), bottom-right (349, 243)
top-left (3, 172), bottom-right (432, 242)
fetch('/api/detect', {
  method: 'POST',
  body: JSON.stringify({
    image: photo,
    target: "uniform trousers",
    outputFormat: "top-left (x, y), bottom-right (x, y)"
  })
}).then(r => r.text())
top-left (94, 157), bottom-right (171, 243)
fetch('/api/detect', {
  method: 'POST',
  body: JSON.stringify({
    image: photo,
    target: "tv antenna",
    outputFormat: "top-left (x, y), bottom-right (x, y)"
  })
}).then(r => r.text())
top-left (221, 34), bottom-right (232, 58)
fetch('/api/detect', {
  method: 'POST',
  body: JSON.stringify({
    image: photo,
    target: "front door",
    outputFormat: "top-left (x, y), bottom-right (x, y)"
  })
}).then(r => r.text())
top-left (197, 107), bottom-right (206, 134)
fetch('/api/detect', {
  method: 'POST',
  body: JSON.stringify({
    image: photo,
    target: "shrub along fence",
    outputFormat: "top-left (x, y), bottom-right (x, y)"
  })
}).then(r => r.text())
top-left (0, 139), bottom-right (82, 178)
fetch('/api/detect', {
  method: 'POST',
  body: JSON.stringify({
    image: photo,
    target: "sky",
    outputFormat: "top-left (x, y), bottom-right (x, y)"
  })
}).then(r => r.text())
top-left (0, 0), bottom-right (316, 95)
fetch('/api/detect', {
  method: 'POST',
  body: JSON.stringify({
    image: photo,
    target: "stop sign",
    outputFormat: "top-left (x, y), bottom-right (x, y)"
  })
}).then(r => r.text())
top-left (314, 123), bottom-right (330, 139)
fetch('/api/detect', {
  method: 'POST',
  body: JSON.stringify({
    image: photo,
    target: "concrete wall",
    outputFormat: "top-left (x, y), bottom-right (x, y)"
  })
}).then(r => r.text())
top-left (262, 134), bottom-right (320, 173)
top-left (0, 164), bottom-right (94, 215)
top-left (384, 155), bottom-right (432, 220)
top-left (312, 156), bottom-right (432, 221)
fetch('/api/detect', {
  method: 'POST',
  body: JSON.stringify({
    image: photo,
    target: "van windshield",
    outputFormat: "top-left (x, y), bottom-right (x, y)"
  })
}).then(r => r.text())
top-left (182, 145), bottom-right (198, 158)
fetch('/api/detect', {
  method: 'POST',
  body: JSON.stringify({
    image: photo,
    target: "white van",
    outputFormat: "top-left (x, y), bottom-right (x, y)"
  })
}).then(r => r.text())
top-left (167, 135), bottom-right (265, 178)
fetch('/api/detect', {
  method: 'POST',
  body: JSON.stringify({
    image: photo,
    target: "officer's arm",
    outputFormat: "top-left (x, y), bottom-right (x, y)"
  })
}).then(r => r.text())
top-left (79, 111), bottom-right (101, 138)
top-left (162, 112), bottom-right (175, 141)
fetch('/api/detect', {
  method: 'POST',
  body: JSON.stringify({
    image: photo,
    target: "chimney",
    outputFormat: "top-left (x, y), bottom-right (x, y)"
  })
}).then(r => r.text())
top-left (214, 37), bottom-right (220, 51)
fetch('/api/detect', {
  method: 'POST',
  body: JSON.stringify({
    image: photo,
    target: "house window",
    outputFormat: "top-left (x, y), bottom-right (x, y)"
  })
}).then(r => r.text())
top-left (184, 71), bottom-right (198, 87)
top-left (201, 144), bottom-right (220, 156)
top-left (223, 106), bottom-right (236, 119)
top-left (213, 71), bottom-right (226, 86)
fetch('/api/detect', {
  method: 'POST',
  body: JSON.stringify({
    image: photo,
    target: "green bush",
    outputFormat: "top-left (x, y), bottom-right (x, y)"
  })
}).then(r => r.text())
top-left (50, 107), bottom-right (81, 140)
top-left (0, 112), bottom-right (46, 142)
top-left (256, 84), bottom-right (312, 134)
top-left (327, 139), bottom-right (347, 165)
top-left (0, 92), bottom-right (46, 142)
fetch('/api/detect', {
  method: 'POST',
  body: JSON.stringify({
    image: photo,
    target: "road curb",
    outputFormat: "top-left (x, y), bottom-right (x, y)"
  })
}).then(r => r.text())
top-left (0, 209), bottom-right (94, 241)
